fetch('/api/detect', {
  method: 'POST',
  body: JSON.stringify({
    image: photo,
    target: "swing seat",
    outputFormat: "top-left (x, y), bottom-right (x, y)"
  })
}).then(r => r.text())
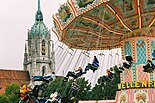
top-left (101, 76), bottom-right (109, 81)
top-left (92, 63), bottom-right (99, 67)
top-left (90, 64), bottom-right (99, 72)
top-left (125, 56), bottom-right (133, 62)
top-left (152, 52), bottom-right (155, 57)
top-left (123, 62), bottom-right (131, 69)
top-left (43, 75), bottom-right (53, 81)
top-left (108, 73), bottom-right (114, 79)
top-left (74, 72), bottom-right (83, 79)
top-left (32, 76), bottom-right (44, 81)
top-left (118, 67), bottom-right (124, 73)
top-left (84, 63), bottom-right (92, 71)
top-left (152, 58), bottom-right (155, 60)
top-left (32, 76), bottom-right (50, 83)
top-left (143, 65), bottom-right (155, 73)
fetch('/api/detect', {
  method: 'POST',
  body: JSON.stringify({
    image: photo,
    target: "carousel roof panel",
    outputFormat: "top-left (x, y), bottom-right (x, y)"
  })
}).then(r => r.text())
top-left (53, 0), bottom-right (155, 50)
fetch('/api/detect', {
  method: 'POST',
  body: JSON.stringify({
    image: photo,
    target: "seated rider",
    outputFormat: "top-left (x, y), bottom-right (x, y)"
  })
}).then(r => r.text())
top-left (85, 56), bottom-right (99, 72)
top-left (32, 72), bottom-right (56, 83)
top-left (18, 84), bottom-right (31, 102)
top-left (31, 82), bottom-right (49, 99)
top-left (102, 69), bottom-right (114, 81)
top-left (45, 92), bottom-right (61, 103)
top-left (143, 60), bottom-right (155, 73)
top-left (64, 67), bottom-right (85, 82)
top-left (152, 50), bottom-right (155, 60)
top-left (43, 72), bottom-right (56, 81)
top-left (119, 55), bottom-right (133, 70)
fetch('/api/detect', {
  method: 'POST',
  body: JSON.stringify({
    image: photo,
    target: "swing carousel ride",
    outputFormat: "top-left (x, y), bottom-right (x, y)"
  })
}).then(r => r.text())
top-left (53, 0), bottom-right (155, 102)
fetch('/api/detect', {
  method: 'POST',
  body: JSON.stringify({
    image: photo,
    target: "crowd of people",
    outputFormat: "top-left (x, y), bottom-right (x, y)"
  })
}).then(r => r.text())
top-left (18, 72), bottom-right (58, 103)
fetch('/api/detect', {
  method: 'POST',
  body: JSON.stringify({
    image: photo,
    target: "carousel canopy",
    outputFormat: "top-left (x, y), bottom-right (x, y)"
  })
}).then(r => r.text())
top-left (53, 0), bottom-right (155, 50)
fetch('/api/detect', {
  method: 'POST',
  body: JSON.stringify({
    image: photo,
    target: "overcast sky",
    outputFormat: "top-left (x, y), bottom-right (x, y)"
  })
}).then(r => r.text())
top-left (0, 0), bottom-right (123, 85)
top-left (0, 0), bottom-right (66, 69)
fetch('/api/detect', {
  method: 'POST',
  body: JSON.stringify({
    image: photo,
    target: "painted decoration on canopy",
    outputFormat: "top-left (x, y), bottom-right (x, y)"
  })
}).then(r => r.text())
top-left (144, 0), bottom-right (155, 10)
top-left (53, 21), bottom-right (59, 32)
top-left (86, 5), bottom-right (116, 23)
top-left (78, 0), bottom-right (94, 8)
top-left (111, 0), bottom-right (135, 17)
top-left (73, 0), bottom-right (102, 13)
top-left (58, 4), bottom-right (73, 23)
top-left (125, 17), bottom-right (138, 29)
top-left (134, 89), bottom-right (149, 103)
top-left (143, 15), bottom-right (155, 27)
top-left (118, 91), bottom-right (128, 103)
top-left (53, 0), bottom-right (155, 50)
top-left (124, 41), bottom-right (132, 57)
top-left (116, 89), bottom-right (155, 103)
top-left (136, 39), bottom-right (147, 64)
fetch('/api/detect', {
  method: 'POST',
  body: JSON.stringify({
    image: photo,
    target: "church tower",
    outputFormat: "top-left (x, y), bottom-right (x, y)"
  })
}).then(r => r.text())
top-left (23, 0), bottom-right (55, 77)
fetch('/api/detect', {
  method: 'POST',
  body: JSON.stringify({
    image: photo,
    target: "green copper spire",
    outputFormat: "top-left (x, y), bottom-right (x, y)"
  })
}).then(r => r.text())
top-left (35, 0), bottom-right (43, 21)
top-left (38, 0), bottom-right (40, 11)
top-left (30, 0), bottom-right (48, 36)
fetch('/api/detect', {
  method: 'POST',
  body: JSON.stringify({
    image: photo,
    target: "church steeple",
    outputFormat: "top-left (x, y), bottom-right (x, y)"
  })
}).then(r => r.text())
top-left (35, 0), bottom-right (43, 21)
top-left (38, 0), bottom-right (40, 11)
top-left (24, 0), bottom-right (55, 78)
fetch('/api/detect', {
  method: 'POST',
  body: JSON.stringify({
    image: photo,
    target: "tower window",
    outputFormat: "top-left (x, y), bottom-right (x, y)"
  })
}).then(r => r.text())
top-left (42, 66), bottom-right (46, 76)
top-left (42, 40), bottom-right (46, 55)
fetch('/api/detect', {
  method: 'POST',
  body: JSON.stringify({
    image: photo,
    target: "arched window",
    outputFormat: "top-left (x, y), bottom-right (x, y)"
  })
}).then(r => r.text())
top-left (124, 41), bottom-right (132, 56)
top-left (42, 40), bottom-right (46, 55)
top-left (136, 39), bottom-right (147, 64)
top-left (28, 41), bottom-right (31, 57)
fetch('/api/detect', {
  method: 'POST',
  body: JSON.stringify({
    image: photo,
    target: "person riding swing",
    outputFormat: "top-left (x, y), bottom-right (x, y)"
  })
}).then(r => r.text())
top-left (101, 69), bottom-right (114, 81)
top-left (63, 67), bottom-right (86, 82)
top-left (32, 72), bottom-right (56, 83)
top-left (85, 56), bottom-right (99, 72)
top-left (143, 60), bottom-right (155, 73)
top-left (118, 55), bottom-right (133, 71)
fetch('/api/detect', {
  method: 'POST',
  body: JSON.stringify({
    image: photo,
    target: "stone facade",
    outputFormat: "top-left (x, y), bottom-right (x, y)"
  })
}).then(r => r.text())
top-left (23, 0), bottom-right (55, 77)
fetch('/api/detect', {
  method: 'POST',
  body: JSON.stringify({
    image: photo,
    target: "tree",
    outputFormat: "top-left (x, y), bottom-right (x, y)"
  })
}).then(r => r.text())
top-left (90, 65), bottom-right (121, 100)
top-left (0, 83), bottom-right (20, 103)
top-left (44, 77), bottom-right (91, 103)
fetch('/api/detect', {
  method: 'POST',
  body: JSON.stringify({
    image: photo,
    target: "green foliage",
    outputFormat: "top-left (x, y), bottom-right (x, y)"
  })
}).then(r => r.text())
top-left (44, 77), bottom-right (91, 103)
top-left (0, 95), bottom-right (9, 103)
top-left (0, 83), bottom-right (20, 103)
top-left (44, 66), bottom-right (120, 101)
top-left (90, 65), bottom-right (121, 100)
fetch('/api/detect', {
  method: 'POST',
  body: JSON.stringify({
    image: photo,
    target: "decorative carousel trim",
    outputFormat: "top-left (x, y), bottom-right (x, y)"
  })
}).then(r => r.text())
top-left (70, 0), bottom-right (105, 16)
top-left (106, 4), bottom-right (133, 33)
top-left (52, 28), bottom-right (63, 42)
top-left (149, 17), bottom-right (155, 27)
top-left (137, 0), bottom-right (142, 29)
top-left (82, 16), bottom-right (123, 35)
top-left (147, 37), bottom-right (151, 60)
top-left (67, 0), bottom-right (77, 17)
top-left (53, 14), bottom-right (63, 30)
top-left (69, 27), bottom-right (122, 39)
